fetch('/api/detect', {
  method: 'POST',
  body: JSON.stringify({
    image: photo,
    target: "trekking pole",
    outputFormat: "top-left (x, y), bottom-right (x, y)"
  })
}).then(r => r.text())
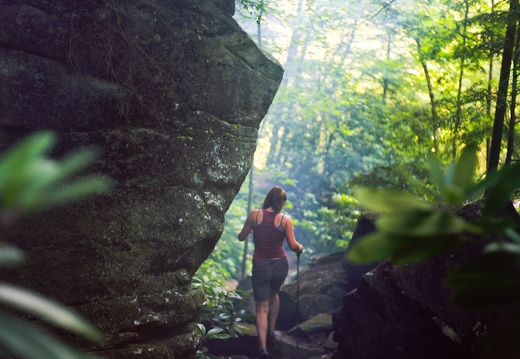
top-left (296, 251), bottom-right (300, 350)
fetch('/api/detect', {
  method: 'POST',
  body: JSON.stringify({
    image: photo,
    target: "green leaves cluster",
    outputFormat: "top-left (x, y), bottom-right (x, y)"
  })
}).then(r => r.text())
top-left (348, 143), bottom-right (483, 265)
top-left (0, 132), bottom-right (110, 222)
top-left (193, 268), bottom-right (254, 359)
top-left (347, 143), bottom-right (520, 313)
top-left (235, 0), bottom-right (267, 22)
top-left (0, 131), bottom-right (112, 359)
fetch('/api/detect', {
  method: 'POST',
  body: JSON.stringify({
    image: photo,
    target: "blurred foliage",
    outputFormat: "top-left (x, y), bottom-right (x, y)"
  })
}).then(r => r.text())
top-left (347, 143), bottom-right (520, 359)
top-left (0, 131), bottom-right (112, 359)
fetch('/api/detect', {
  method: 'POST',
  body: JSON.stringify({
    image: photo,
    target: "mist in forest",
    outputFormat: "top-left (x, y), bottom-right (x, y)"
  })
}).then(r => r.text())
top-left (202, 0), bottom-right (517, 281)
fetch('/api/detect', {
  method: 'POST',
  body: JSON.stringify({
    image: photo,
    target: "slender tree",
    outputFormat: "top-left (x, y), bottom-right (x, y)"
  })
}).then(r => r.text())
top-left (488, 0), bottom-right (518, 173)
top-left (505, 24), bottom-right (520, 165)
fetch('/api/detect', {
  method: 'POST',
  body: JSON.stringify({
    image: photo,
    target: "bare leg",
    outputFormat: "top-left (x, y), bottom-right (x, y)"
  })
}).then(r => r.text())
top-left (267, 291), bottom-right (280, 335)
top-left (256, 301), bottom-right (269, 350)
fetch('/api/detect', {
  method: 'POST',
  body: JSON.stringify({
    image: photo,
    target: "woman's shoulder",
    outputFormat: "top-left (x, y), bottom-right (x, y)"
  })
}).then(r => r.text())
top-left (250, 209), bottom-right (262, 222)
top-left (277, 212), bottom-right (291, 221)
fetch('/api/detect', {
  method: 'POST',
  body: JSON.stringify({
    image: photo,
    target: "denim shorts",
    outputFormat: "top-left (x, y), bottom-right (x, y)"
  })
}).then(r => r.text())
top-left (252, 258), bottom-right (289, 302)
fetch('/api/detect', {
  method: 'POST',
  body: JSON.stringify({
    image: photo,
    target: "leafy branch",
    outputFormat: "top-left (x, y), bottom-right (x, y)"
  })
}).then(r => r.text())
top-left (346, 142), bottom-right (520, 358)
top-left (347, 142), bottom-right (520, 308)
top-left (0, 131), bottom-right (112, 359)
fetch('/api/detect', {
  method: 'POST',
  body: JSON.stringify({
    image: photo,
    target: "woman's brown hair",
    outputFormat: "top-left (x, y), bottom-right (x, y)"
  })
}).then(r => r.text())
top-left (262, 186), bottom-right (287, 213)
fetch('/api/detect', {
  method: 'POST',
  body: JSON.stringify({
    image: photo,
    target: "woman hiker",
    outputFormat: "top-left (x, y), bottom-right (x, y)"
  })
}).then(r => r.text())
top-left (238, 186), bottom-right (304, 359)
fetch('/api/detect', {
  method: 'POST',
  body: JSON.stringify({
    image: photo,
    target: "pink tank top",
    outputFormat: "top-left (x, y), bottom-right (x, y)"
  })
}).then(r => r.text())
top-left (252, 209), bottom-right (287, 262)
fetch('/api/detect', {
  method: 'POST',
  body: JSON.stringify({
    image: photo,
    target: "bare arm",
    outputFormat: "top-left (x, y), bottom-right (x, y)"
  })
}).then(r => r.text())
top-left (282, 216), bottom-right (304, 253)
top-left (237, 210), bottom-right (257, 241)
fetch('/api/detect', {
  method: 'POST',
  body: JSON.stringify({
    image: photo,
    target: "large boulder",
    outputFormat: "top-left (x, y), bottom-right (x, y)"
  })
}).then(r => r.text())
top-left (0, 1), bottom-right (283, 358)
top-left (332, 202), bottom-right (520, 359)
top-left (279, 251), bottom-right (349, 330)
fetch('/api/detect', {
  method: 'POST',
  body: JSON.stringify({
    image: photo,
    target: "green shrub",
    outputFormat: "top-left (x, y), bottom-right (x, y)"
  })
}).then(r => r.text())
top-left (193, 260), bottom-right (255, 358)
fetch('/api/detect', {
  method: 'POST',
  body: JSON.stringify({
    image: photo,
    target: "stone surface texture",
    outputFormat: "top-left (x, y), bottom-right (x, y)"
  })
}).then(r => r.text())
top-left (0, 0), bottom-right (283, 358)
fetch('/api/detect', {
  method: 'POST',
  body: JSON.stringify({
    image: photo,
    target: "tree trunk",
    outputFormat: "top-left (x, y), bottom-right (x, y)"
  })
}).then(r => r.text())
top-left (505, 25), bottom-right (520, 165)
top-left (415, 37), bottom-right (439, 153)
top-left (488, 0), bottom-right (518, 173)
top-left (486, 0), bottom-right (496, 164)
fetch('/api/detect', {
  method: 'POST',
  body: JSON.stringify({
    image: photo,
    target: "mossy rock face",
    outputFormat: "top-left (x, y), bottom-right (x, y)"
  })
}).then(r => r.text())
top-left (0, 0), bottom-right (283, 358)
top-left (279, 251), bottom-right (348, 329)
top-left (297, 313), bottom-right (333, 333)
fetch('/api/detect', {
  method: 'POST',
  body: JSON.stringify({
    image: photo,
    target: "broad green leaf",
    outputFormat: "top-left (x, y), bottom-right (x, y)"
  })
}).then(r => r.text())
top-left (25, 177), bottom-right (112, 213)
top-left (196, 323), bottom-right (206, 336)
top-left (0, 131), bottom-right (111, 216)
top-left (346, 232), bottom-right (400, 264)
top-left (0, 246), bottom-right (25, 267)
top-left (442, 183), bottom-right (464, 207)
top-left (392, 234), bottom-right (465, 264)
top-left (353, 188), bottom-right (432, 213)
top-left (446, 243), bottom-right (520, 309)
top-left (206, 327), bottom-right (231, 339)
top-left (451, 142), bottom-right (478, 192)
top-left (0, 283), bottom-right (102, 342)
top-left (218, 312), bottom-right (232, 320)
top-left (52, 150), bottom-right (99, 180)
top-left (426, 153), bottom-right (446, 193)
top-left (504, 228), bottom-right (520, 244)
top-left (483, 164), bottom-right (520, 218)
top-left (376, 209), bottom-right (470, 237)
top-left (10, 160), bottom-right (62, 210)
top-left (0, 132), bottom-right (55, 194)
top-left (231, 323), bottom-right (244, 337)
top-left (0, 311), bottom-right (96, 359)
top-left (207, 327), bottom-right (224, 335)
top-left (207, 333), bottom-right (232, 340)
top-left (476, 315), bottom-right (520, 359)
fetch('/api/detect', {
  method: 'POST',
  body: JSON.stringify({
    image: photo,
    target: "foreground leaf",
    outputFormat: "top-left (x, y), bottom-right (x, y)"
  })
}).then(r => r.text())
top-left (0, 132), bottom-right (55, 205)
top-left (0, 245), bottom-right (25, 267)
top-left (0, 311), bottom-right (96, 359)
top-left (346, 232), bottom-right (400, 264)
top-left (391, 234), bottom-right (466, 264)
top-left (446, 243), bottom-right (520, 309)
top-left (451, 143), bottom-right (478, 195)
top-left (482, 164), bottom-right (520, 218)
top-left (32, 176), bottom-right (112, 211)
top-left (376, 209), bottom-right (473, 237)
top-left (0, 283), bottom-right (102, 342)
top-left (475, 315), bottom-right (520, 359)
top-left (353, 188), bottom-right (432, 213)
top-left (426, 154), bottom-right (446, 194)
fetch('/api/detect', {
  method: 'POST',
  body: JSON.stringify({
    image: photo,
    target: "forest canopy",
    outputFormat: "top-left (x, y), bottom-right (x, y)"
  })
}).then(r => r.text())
top-left (205, 0), bottom-right (520, 281)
